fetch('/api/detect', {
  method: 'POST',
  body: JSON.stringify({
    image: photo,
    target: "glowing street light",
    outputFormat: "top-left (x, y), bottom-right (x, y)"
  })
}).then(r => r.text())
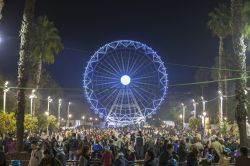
top-left (95, 118), bottom-right (98, 121)
top-left (179, 114), bottom-right (183, 119)
top-left (181, 103), bottom-right (186, 128)
top-left (89, 117), bottom-right (93, 121)
top-left (47, 96), bottom-right (52, 115)
top-left (45, 111), bottom-right (49, 116)
top-left (67, 102), bottom-right (71, 127)
top-left (3, 81), bottom-right (9, 113)
top-left (201, 96), bottom-right (207, 112)
top-left (58, 99), bottom-right (62, 126)
top-left (192, 99), bottom-right (197, 118)
top-left (82, 116), bottom-right (85, 120)
top-left (29, 89), bottom-right (37, 116)
top-left (202, 111), bottom-right (207, 135)
top-left (218, 91), bottom-right (223, 125)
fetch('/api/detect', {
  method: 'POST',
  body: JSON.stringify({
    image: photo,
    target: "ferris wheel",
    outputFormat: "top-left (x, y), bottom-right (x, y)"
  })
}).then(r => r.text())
top-left (83, 40), bottom-right (167, 126)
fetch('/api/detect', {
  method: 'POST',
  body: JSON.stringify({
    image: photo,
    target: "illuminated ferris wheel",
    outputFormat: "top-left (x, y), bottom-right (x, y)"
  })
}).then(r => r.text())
top-left (83, 40), bottom-right (168, 126)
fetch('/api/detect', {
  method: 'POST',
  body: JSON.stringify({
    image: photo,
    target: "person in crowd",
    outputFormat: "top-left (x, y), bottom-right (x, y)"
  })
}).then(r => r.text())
top-left (235, 146), bottom-right (250, 166)
top-left (67, 133), bottom-right (79, 161)
top-left (102, 146), bottom-right (114, 166)
top-left (79, 145), bottom-right (91, 166)
top-left (211, 137), bottom-right (223, 155)
top-left (39, 149), bottom-right (62, 166)
top-left (134, 131), bottom-right (144, 160)
top-left (187, 145), bottom-right (199, 166)
top-left (144, 149), bottom-right (157, 166)
top-left (159, 143), bottom-right (175, 166)
top-left (5, 138), bottom-right (16, 154)
top-left (29, 141), bottom-right (43, 166)
top-left (0, 145), bottom-right (6, 166)
top-left (218, 150), bottom-right (230, 166)
top-left (178, 140), bottom-right (187, 162)
top-left (115, 152), bottom-right (126, 166)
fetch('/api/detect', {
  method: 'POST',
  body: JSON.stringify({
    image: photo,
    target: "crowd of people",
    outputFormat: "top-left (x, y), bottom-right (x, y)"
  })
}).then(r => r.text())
top-left (0, 126), bottom-right (250, 166)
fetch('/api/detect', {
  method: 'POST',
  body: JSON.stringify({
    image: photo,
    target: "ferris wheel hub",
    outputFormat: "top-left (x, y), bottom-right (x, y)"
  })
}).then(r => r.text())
top-left (120, 75), bottom-right (131, 85)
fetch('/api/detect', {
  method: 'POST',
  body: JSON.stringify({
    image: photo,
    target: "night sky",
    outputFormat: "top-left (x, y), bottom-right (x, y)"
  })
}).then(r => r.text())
top-left (0, 0), bottom-right (232, 118)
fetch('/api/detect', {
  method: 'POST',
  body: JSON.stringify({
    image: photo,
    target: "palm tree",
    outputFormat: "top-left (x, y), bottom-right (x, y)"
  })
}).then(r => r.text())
top-left (208, 3), bottom-right (231, 92)
top-left (231, 0), bottom-right (248, 146)
top-left (29, 16), bottom-right (63, 89)
top-left (0, 0), bottom-right (4, 20)
top-left (208, 3), bottom-right (231, 124)
top-left (16, 0), bottom-right (36, 151)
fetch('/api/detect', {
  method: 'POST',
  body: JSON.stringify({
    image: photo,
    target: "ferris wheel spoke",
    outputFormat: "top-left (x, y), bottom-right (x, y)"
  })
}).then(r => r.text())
top-left (128, 88), bottom-right (147, 114)
top-left (99, 87), bottom-right (119, 107)
top-left (133, 74), bottom-right (157, 81)
top-left (112, 51), bottom-right (123, 74)
top-left (95, 75), bottom-right (118, 81)
top-left (95, 80), bottom-right (119, 86)
top-left (96, 82), bottom-right (120, 96)
top-left (130, 58), bottom-right (151, 77)
top-left (126, 51), bottom-right (131, 73)
top-left (97, 59), bottom-right (120, 77)
top-left (102, 55), bottom-right (121, 76)
top-left (128, 51), bottom-right (143, 74)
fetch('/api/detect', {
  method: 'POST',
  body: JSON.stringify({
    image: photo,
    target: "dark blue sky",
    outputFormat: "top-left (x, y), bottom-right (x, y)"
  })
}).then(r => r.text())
top-left (0, 0), bottom-right (232, 117)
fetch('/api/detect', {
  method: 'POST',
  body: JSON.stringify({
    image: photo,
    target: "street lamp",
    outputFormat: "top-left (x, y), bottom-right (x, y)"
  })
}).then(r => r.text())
top-left (45, 111), bottom-right (49, 116)
top-left (181, 103), bottom-right (186, 128)
top-left (192, 99), bottom-right (197, 118)
top-left (95, 118), bottom-right (98, 121)
top-left (89, 117), bottom-right (93, 121)
top-left (201, 96), bottom-right (207, 112)
top-left (3, 81), bottom-right (9, 113)
top-left (67, 102), bottom-right (71, 127)
top-left (82, 116), bottom-right (85, 120)
top-left (58, 99), bottom-right (62, 126)
top-left (47, 96), bottom-right (52, 115)
top-left (29, 89), bottom-right (37, 116)
top-left (202, 111), bottom-right (207, 135)
top-left (218, 91), bottom-right (223, 125)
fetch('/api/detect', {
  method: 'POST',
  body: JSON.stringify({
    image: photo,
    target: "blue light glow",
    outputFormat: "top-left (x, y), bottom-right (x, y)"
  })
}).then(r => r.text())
top-left (83, 40), bottom-right (168, 126)
top-left (121, 75), bottom-right (131, 85)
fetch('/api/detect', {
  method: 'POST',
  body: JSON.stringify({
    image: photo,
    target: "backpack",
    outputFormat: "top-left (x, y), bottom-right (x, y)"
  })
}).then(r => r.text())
top-left (136, 137), bottom-right (143, 146)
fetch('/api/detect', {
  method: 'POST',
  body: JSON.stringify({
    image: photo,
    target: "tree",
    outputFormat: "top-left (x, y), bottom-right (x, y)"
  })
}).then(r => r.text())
top-left (16, 0), bottom-right (36, 151)
top-left (0, 0), bottom-right (4, 20)
top-left (24, 114), bottom-right (38, 132)
top-left (0, 112), bottom-right (16, 135)
top-left (208, 3), bottom-right (231, 93)
top-left (231, 0), bottom-right (249, 146)
top-left (189, 117), bottom-right (199, 130)
top-left (30, 16), bottom-right (63, 89)
top-left (208, 3), bottom-right (231, 125)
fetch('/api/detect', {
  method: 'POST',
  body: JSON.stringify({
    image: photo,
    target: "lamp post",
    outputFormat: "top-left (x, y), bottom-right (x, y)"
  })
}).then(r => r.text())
top-left (181, 103), bottom-right (186, 128)
top-left (3, 81), bottom-right (9, 113)
top-left (201, 96), bottom-right (207, 112)
top-left (45, 111), bottom-right (49, 136)
top-left (179, 114), bottom-right (183, 128)
top-left (203, 111), bottom-right (207, 135)
top-left (192, 99), bottom-right (197, 118)
top-left (58, 99), bottom-right (62, 127)
top-left (82, 116), bottom-right (85, 125)
top-left (29, 89), bottom-right (37, 116)
top-left (67, 102), bottom-right (71, 127)
top-left (218, 91), bottom-right (223, 125)
top-left (47, 96), bottom-right (52, 115)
